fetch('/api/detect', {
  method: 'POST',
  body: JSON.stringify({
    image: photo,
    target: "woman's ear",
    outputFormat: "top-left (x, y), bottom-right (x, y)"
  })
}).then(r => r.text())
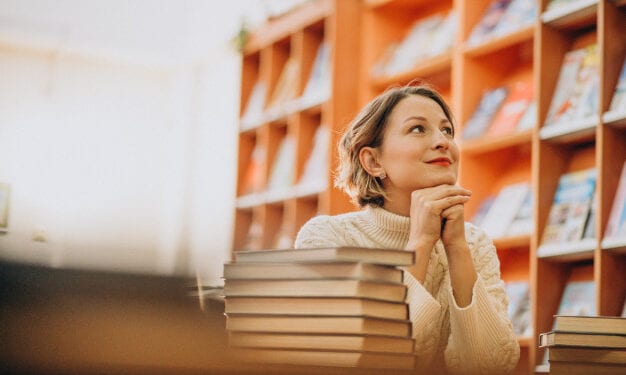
top-left (359, 147), bottom-right (385, 178)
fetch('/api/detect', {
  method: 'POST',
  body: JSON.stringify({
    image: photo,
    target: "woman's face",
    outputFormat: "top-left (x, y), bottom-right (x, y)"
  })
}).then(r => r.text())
top-left (377, 94), bottom-right (460, 195)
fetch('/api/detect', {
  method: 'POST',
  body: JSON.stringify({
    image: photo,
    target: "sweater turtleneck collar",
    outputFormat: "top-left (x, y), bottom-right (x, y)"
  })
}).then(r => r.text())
top-left (364, 205), bottom-right (411, 232)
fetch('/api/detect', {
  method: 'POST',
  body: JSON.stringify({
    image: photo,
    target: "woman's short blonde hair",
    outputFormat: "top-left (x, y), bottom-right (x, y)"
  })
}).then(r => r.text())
top-left (334, 84), bottom-right (455, 208)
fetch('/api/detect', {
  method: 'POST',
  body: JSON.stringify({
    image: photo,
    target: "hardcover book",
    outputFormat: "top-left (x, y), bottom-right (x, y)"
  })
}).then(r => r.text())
top-left (234, 246), bottom-right (415, 266)
top-left (224, 296), bottom-right (409, 320)
top-left (228, 331), bottom-right (415, 354)
top-left (553, 315), bottom-right (626, 335)
top-left (226, 314), bottom-right (412, 337)
top-left (223, 279), bottom-right (407, 302)
top-left (223, 261), bottom-right (404, 283)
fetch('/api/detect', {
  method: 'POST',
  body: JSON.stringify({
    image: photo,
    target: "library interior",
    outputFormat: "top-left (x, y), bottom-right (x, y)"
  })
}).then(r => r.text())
top-left (2, 0), bottom-right (626, 374)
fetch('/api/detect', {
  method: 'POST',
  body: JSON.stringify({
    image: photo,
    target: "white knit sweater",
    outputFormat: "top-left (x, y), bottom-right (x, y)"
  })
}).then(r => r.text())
top-left (294, 206), bottom-right (520, 375)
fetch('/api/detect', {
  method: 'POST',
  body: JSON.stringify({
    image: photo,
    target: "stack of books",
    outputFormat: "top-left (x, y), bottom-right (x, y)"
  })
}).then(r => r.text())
top-left (222, 246), bottom-right (417, 371)
top-left (539, 315), bottom-right (626, 374)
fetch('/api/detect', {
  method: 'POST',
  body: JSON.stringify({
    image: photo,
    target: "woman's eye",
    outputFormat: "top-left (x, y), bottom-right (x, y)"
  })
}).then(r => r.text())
top-left (442, 126), bottom-right (454, 136)
top-left (410, 125), bottom-right (426, 133)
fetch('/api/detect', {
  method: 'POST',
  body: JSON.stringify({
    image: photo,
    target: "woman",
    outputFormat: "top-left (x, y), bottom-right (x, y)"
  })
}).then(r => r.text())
top-left (295, 84), bottom-right (520, 374)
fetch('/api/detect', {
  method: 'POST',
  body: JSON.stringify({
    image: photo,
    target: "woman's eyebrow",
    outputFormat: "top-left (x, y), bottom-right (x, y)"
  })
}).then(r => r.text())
top-left (402, 115), bottom-right (427, 124)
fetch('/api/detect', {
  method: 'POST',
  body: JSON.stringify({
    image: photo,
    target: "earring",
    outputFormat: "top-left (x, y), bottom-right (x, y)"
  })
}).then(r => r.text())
top-left (378, 171), bottom-right (386, 180)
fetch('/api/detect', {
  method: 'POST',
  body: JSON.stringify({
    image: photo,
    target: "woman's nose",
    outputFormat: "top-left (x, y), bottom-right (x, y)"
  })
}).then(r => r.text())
top-left (433, 131), bottom-right (450, 149)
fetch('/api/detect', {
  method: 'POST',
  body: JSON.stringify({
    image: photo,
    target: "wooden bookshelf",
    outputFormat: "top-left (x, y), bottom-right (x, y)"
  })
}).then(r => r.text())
top-left (233, 1), bottom-right (626, 374)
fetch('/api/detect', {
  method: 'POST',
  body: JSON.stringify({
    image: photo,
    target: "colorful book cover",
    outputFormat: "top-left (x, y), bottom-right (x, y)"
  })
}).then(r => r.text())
top-left (570, 44), bottom-right (599, 120)
top-left (467, 0), bottom-right (513, 46)
top-left (462, 86), bottom-right (509, 140)
top-left (480, 183), bottom-right (531, 238)
top-left (487, 80), bottom-right (534, 137)
top-left (544, 47), bottom-right (587, 128)
top-left (540, 168), bottom-right (597, 246)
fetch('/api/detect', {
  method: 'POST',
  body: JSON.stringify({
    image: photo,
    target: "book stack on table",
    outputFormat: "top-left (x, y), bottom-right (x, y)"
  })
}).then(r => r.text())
top-left (222, 247), bottom-right (416, 371)
top-left (539, 315), bottom-right (626, 374)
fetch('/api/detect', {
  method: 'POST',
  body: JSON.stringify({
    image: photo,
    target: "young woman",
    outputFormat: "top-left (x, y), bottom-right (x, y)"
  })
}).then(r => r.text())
top-left (295, 85), bottom-right (520, 374)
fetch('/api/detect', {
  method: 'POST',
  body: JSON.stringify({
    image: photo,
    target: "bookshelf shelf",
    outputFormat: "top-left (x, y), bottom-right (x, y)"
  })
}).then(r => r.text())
top-left (233, 1), bottom-right (626, 373)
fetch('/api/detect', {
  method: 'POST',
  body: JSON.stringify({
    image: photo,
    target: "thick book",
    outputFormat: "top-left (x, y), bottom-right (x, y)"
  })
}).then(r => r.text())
top-left (549, 347), bottom-right (626, 365)
top-left (462, 86), bottom-right (509, 140)
top-left (231, 347), bottom-right (416, 370)
top-left (224, 296), bottom-right (409, 320)
top-left (234, 247), bottom-right (415, 266)
top-left (228, 331), bottom-right (415, 354)
top-left (539, 168), bottom-right (597, 252)
top-left (553, 315), bottom-right (626, 335)
top-left (605, 161), bottom-right (626, 240)
top-left (225, 314), bottom-right (412, 337)
top-left (223, 261), bottom-right (404, 283)
top-left (223, 279), bottom-right (407, 302)
top-left (539, 331), bottom-right (626, 349)
top-left (548, 360), bottom-right (626, 375)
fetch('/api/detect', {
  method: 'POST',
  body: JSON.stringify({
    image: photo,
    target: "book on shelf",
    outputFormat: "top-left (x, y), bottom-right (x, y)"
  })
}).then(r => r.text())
top-left (267, 57), bottom-right (299, 110)
top-left (505, 280), bottom-right (532, 337)
top-left (604, 161), bottom-right (626, 241)
top-left (300, 42), bottom-right (331, 107)
top-left (539, 331), bottom-right (626, 349)
top-left (374, 10), bottom-right (456, 77)
top-left (296, 125), bottom-right (329, 193)
top-left (486, 80), bottom-right (534, 137)
top-left (543, 45), bottom-right (598, 130)
top-left (609, 57), bottom-right (626, 114)
top-left (234, 246), bottom-right (415, 266)
top-left (228, 331), bottom-right (415, 354)
top-left (470, 195), bottom-right (496, 228)
top-left (226, 314), bottom-right (412, 337)
top-left (549, 346), bottom-right (626, 365)
top-left (223, 261), bottom-right (403, 283)
top-left (479, 182), bottom-right (531, 239)
top-left (516, 99), bottom-right (537, 131)
top-left (461, 86), bottom-right (509, 140)
top-left (230, 347), bottom-right (416, 370)
top-left (553, 315), bottom-right (626, 335)
top-left (556, 280), bottom-right (596, 317)
top-left (223, 279), bottom-right (407, 303)
top-left (240, 81), bottom-right (267, 128)
top-left (466, 0), bottom-right (513, 47)
top-left (266, 136), bottom-right (295, 194)
top-left (241, 142), bottom-right (266, 196)
top-left (538, 168), bottom-right (597, 256)
top-left (505, 188), bottom-right (533, 237)
top-left (490, 0), bottom-right (537, 37)
top-left (224, 296), bottom-right (409, 320)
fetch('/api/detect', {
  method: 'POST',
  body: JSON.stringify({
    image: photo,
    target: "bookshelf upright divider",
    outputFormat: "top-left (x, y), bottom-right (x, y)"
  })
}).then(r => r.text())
top-left (233, 1), bottom-right (626, 373)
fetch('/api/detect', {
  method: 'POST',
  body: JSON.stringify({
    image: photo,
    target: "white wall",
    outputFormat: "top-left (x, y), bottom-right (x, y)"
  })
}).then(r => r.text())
top-left (0, 0), bottom-right (300, 284)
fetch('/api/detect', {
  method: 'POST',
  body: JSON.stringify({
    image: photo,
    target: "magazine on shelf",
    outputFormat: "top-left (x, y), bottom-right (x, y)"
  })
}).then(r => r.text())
top-left (240, 81), bottom-right (267, 129)
top-left (490, 0), bottom-right (537, 37)
top-left (466, 0), bottom-right (513, 47)
top-left (300, 42), bottom-right (331, 107)
top-left (241, 142), bottom-right (266, 196)
top-left (471, 195), bottom-right (496, 228)
top-left (479, 182), bottom-right (531, 239)
top-left (487, 80), bottom-right (534, 137)
top-left (505, 188), bottom-right (533, 237)
top-left (543, 45), bottom-right (595, 129)
top-left (267, 57), bottom-right (299, 109)
top-left (296, 126), bottom-right (329, 194)
top-left (538, 168), bottom-right (596, 255)
top-left (505, 280), bottom-right (531, 337)
top-left (462, 86), bottom-right (509, 140)
top-left (266, 136), bottom-right (295, 195)
top-left (556, 280), bottom-right (596, 317)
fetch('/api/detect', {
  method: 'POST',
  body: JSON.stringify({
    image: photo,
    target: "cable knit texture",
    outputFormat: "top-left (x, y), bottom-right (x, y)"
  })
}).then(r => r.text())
top-left (294, 206), bottom-right (520, 374)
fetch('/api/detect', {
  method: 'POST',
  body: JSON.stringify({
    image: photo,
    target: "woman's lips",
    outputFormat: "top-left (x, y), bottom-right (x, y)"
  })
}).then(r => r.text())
top-left (427, 158), bottom-right (452, 166)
